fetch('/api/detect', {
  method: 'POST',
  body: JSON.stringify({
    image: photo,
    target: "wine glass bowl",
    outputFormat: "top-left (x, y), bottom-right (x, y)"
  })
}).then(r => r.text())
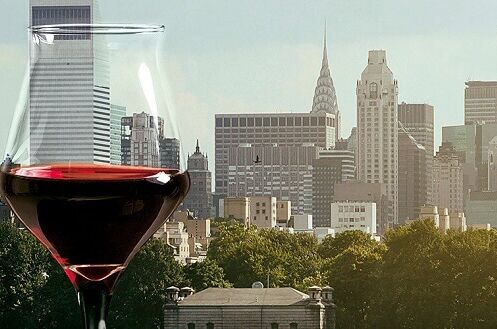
top-left (0, 23), bottom-right (189, 328)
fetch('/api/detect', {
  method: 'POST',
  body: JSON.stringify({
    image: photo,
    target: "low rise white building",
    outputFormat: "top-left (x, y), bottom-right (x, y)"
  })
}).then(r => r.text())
top-left (331, 201), bottom-right (376, 235)
top-left (250, 196), bottom-right (277, 229)
top-left (155, 221), bottom-right (190, 265)
top-left (313, 227), bottom-right (335, 242)
top-left (292, 214), bottom-right (313, 230)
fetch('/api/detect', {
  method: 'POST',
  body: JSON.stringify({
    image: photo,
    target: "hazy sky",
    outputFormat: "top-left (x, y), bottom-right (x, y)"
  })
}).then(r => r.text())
top-left (1, 0), bottom-right (497, 171)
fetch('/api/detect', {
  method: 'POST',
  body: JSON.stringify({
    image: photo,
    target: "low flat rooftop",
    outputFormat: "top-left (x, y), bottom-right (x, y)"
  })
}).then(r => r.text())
top-left (178, 288), bottom-right (309, 306)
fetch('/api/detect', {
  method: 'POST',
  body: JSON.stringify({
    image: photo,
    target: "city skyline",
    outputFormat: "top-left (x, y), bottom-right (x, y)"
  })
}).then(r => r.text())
top-left (2, 1), bottom-right (497, 171)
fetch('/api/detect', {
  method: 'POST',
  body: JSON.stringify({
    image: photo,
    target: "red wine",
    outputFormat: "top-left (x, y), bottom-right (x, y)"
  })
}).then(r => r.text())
top-left (0, 164), bottom-right (190, 291)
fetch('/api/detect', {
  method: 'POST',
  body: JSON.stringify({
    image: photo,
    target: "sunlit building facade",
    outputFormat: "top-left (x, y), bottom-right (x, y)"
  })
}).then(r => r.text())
top-left (356, 50), bottom-right (399, 225)
top-left (29, 0), bottom-right (111, 164)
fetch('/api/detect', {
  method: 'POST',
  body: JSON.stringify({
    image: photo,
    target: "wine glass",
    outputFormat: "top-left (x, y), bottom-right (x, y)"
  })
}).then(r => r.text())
top-left (0, 23), bottom-right (190, 328)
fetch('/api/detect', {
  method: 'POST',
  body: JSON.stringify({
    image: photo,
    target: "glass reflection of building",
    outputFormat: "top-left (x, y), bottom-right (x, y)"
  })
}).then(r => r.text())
top-left (29, 1), bottom-right (110, 164)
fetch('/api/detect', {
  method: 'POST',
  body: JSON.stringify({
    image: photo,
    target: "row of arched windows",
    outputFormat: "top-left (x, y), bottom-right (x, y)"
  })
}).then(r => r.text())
top-left (187, 322), bottom-right (299, 328)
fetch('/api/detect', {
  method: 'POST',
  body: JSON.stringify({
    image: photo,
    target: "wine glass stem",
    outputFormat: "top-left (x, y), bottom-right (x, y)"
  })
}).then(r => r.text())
top-left (78, 288), bottom-right (112, 329)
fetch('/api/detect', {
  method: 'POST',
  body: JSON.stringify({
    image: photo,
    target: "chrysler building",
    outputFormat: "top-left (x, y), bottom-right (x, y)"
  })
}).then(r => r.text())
top-left (311, 26), bottom-right (340, 141)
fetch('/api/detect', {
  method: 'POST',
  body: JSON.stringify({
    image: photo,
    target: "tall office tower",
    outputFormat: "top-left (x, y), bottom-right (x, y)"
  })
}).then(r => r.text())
top-left (226, 144), bottom-right (320, 215)
top-left (160, 138), bottom-right (181, 170)
top-left (398, 125), bottom-right (429, 223)
top-left (29, 1), bottom-right (111, 164)
top-left (488, 137), bottom-right (497, 191)
top-left (312, 149), bottom-right (355, 227)
top-left (442, 123), bottom-right (497, 194)
top-left (311, 27), bottom-right (340, 141)
top-left (110, 104), bottom-right (126, 165)
top-left (433, 142), bottom-right (464, 213)
top-left (182, 140), bottom-right (213, 219)
top-left (464, 81), bottom-right (497, 125)
top-left (356, 50), bottom-right (399, 225)
top-left (215, 112), bottom-right (335, 197)
top-left (120, 112), bottom-right (163, 167)
top-left (398, 103), bottom-right (434, 203)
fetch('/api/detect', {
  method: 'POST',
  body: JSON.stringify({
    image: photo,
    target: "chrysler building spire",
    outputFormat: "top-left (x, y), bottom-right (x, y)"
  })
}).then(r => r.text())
top-left (311, 23), bottom-right (340, 140)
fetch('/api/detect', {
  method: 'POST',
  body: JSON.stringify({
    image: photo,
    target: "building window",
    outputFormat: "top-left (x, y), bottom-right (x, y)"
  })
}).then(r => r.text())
top-left (187, 323), bottom-right (195, 329)
top-left (370, 82), bottom-right (378, 99)
top-left (206, 323), bottom-right (214, 329)
top-left (271, 323), bottom-right (279, 329)
top-left (290, 323), bottom-right (298, 329)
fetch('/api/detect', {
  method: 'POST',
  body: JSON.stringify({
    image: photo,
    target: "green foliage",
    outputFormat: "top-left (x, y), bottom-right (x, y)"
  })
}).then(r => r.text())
top-left (0, 223), bottom-right (79, 328)
top-left (322, 237), bottom-right (385, 329)
top-left (208, 223), bottom-right (321, 288)
top-left (439, 229), bottom-right (497, 329)
top-left (319, 230), bottom-right (379, 259)
top-left (183, 258), bottom-right (232, 291)
top-left (208, 220), bottom-right (497, 329)
top-left (109, 238), bottom-right (185, 329)
top-left (372, 219), bottom-right (448, 328)
top-left (6, 219), bottom-right (497, 329)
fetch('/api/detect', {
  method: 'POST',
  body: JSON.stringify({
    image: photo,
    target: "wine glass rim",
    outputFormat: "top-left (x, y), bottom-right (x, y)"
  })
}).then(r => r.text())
top-left (28, 23), bottom-right (165, 35)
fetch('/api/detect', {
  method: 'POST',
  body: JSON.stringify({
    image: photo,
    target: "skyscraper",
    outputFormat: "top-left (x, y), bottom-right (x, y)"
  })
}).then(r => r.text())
top-left (215, 112), bottom-right (335, 197)
top-left (110, 104), bottom-right (126, 165)
top-left (29, 1), bottom-right (110, 164)
top-left (311, 26), bottom-right (340, 141)
top-left (356, 50), bottom-right (399, 224)
top-left (442, 123), bottom-right (497, 193)
top-left (182, 140), bottom-right (213, 219)
top-left (398, 124), bottom-right (429, 223)
top-left (432, 142), bottom-right (464, 213)
top-left (160, 138), bottom-right (181, 170)
top-left (464, 81), bottom-right (497, 125)
top-left (398, 103), bottom-right (434, 153)
top-left (398, 102), bottom-right (434, 203)
top-left (488, 137), bottom-right (497, 191)
top-left (312, 149), bottom-right (355, 227)
top-left (226, 144), bottom-right (320, 214)
top-left (121, 112), bottom-right (163, 167)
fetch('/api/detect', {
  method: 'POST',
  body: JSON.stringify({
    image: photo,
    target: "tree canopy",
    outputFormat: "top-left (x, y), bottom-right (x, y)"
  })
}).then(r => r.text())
top-left (3, 220), bottom-right (497, 328)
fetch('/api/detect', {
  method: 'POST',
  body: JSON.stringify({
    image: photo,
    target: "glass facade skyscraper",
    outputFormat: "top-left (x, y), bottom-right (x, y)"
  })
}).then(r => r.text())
top-left (29, 0), bottom-right (111, 164)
